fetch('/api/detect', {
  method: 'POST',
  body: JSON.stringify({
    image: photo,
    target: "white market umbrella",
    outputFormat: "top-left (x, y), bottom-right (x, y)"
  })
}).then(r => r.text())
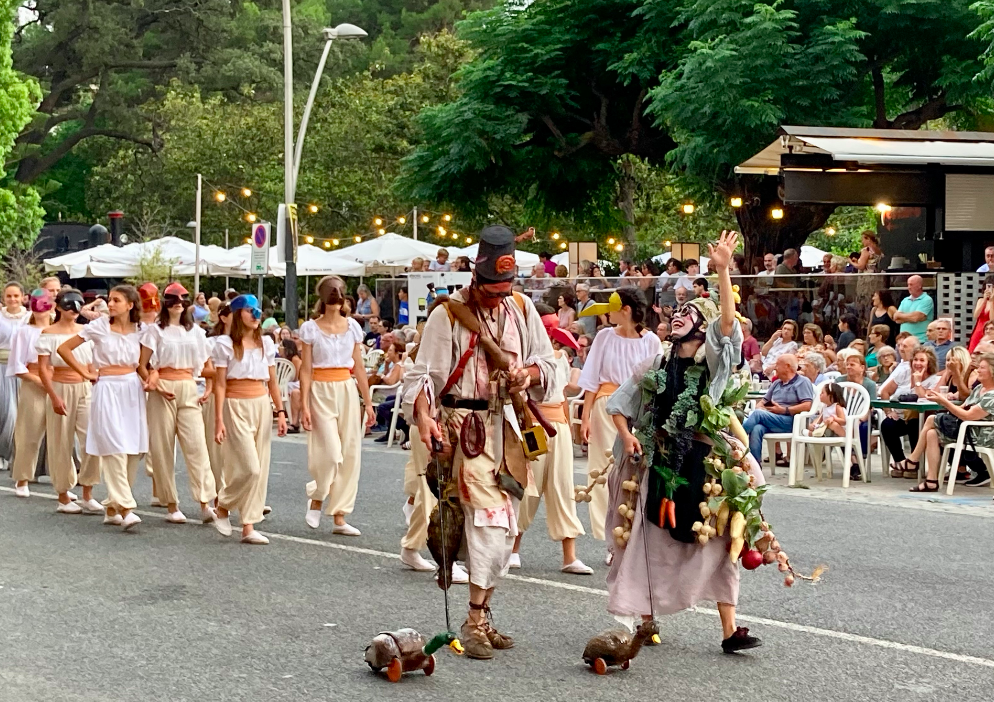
top-left (327, 232), bottom-right (441, 274)
top-left (219, 244), bottom-right (366, 278)
top-left (800, 245), bottom-right (830, 268)
top-left (44, 236), bottom-right (243, 278)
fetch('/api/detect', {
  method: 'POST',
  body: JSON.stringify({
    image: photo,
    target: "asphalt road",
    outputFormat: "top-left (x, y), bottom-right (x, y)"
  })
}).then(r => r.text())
top-left (2, 436), bottom-right (993, 702)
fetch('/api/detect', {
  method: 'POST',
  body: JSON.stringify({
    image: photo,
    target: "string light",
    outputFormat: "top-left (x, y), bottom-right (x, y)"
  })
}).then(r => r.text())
top-left (771, 207), bottom-right (784, 220)
top-left (214, 192), bottom-right (226, 202)
top-left (614, 243), bottom-right (624, 252)
top-left (438, 226), bottom-right (447, 236)
top-left (332, 239), bottom-right (339, 246)
top-left (305, 236), bottom-right (314, 244)
top-left (730, 196), bottom-right (743, 208)
top-left (241, 188), bottom-right (252, 198)
top-left (664, 240), bottom-right (672, 248)
top-left (246, 213), bottom-right (257, 223)
top-left (442, 214), bottom-right (451, 222)
top-left (551, 232), bottom-right (560, 240)
top-left (377, 228), bottom-right (386, 235)
top-left (354, 236), bottom-right (362, 243)
top-left (244, 237), bottom-right (251, 244)
top-left (559, 242), bottom-right (567, 250)
top-left (397, 216), bottom-right (406, 224)
top-left (308, 204), bottom-right (319, 214)
top-left (607, 237), bottom-right (615, 245)
top-left (421, 214), bottom-right (429, 223)
top-left (465, 237), bottom-right (472, 244)
top-left (682, 203), bottom-right (695, 214)
top-left (324, 241), bottom-right (331, 248)
top-left (374, 217), bottom-right (383, 226)
top-left (826, 226), bottom-right (836, 236)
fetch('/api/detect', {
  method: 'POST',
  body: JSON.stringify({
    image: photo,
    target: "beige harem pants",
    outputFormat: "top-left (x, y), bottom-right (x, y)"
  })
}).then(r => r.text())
top-left (305, 379), bottom-right (361, 516)
top-left (147, 379), bottom-right (217, 507)
top-left (46, 381), bottom-right (99, 494)
top-left (585, 395), bottom-right (617, 541)
top-left (11, 382), bottom-right (47, 483)
top-left (219, 395), bottom-right (271, 526)
top-left (518, 420), bottom-right (584, 541)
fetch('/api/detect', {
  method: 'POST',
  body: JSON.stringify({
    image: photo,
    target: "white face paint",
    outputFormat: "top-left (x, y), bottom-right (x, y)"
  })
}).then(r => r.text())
top-left (670, 303), bottom-right (703, 339)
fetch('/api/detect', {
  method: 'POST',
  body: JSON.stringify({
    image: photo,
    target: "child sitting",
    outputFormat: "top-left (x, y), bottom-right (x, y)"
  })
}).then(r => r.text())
top-left (805, 383), bottom-right (847, 437)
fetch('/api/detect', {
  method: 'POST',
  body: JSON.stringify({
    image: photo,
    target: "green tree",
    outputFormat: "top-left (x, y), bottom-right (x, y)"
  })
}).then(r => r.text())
top-left (397, 0), bottom-right (680, 246)
top-left (0, 0), bottom-right (44, 251)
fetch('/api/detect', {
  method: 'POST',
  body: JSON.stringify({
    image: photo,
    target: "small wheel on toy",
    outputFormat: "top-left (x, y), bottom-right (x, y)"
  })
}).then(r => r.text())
top-left (621, 660), bottom-right (630, 670)
top-left (424, 655), bottom-right (436, 676)
top-left (386, 657), bottom-right (403, 683)
top-left (593, 658), bottom-right (608, 675)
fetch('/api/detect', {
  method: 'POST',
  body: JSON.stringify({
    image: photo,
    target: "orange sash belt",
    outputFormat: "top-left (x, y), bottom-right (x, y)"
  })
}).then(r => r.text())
top-left (226, 378), bottom-right (267, 399)
top-left (99, 365), bottom-right (136, 377)
top-left (526, 402), bottom-right (569, 426)
top-left (158, 368), bottom-right (194, 380)
top-left (313, 368), bottom-right (351, 382)
top-left (52, 368), bottom-right (84, 384)
top-left (594, 382), bottom-right (620, 401)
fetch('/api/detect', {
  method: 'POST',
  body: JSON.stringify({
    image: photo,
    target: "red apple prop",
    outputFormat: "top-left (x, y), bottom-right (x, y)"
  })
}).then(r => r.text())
top-left (741, 548), bottom-right (763, 571)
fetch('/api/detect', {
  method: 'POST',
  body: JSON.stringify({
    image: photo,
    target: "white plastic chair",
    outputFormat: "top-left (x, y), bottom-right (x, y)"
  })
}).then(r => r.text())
top-left (937, 419), bottom-right (994, 495)
top-left (788, 381), bottom-right (871, 488)
top-left (369, 382), bottom-right (403, 448)
top-left (274, 358), bottom-right (296, 413)
top-left (823, 370), bottom-right (842, 382)
top-left (365, 349), bottom-right (384, 373)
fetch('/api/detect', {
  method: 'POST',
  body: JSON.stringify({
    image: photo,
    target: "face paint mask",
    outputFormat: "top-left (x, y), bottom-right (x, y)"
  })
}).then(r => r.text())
top-left (58, 292), bottom-right (84, 314)
top-left (29, 289), bottom-right (53, 314)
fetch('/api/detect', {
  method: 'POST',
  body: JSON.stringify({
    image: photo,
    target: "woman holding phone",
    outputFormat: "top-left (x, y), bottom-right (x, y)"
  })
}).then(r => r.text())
top-left (969, 274), bottom-right (994, 352)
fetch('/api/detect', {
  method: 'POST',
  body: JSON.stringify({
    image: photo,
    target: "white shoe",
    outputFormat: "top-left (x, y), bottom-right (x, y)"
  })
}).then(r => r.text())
top-left (402, 500), bottom-right (415, 526)
top-left (262, 505), bottom-right (272, 515)
top-left (400, 548), bottom-right (436, 572)
top-left (57, 501), bottom-right (82, 514)
top-left (14, 484), bottom-right (29, 498)
top-left (67, 491), bottom-right (78, 501)
top-left (332, 522), bottom-right (361, 536)
top-left (451, 562), bottom-right (469, 584)
top-left (508, 553), bottom-right (521, 569)
top-left (214, 515), bottom-right (233, 537)
top-left (165, 510), bottom-right (187, 524)
top-left (103, 514), bottom-right (123, 526)
top-left (150, 496), bottom-right (163, 507)
top-left (562, 559), bottom-right (594, 575)
top-left (305, 509), bottom-right (322, 529)
top-left (241, 530), bottom-right (270, 545)
top-left (201, 506), bottom-right (217, 524)
top-left (121, 513), bottom-right (141, 531)
top-left (80, 499), bottom-right (105, 515)
top-left (605, 551), bottom-right (614, 566)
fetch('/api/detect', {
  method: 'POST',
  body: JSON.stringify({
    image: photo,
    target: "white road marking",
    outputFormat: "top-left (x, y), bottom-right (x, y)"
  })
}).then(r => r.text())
top-left (5, 485), bottom-right (993, 670)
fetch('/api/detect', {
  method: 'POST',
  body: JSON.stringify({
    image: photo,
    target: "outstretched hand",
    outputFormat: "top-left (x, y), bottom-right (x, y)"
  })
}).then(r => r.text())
top-left (708, 230), bottom-right (739, 270)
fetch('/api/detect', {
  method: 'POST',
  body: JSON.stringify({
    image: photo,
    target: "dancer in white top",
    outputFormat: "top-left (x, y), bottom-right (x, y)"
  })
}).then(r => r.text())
top-left (578, 288), bottom-right (661, 547)
top-left (202, 304), bottom-right (232, 501)
top-left (212, 294), bottom-right (287, 545)
top-left (9, 290), bottom-right (52, 497)
top-left (59, 285), bottom-right (149, 531)
top-left (0, 281), bottom-right (28, 469)
top-left (300, 275), bottom-right (374, 534)
top-left (139, 282), bottom-right (217, 525)
top-left (37, 289), bottom-right (102, 514)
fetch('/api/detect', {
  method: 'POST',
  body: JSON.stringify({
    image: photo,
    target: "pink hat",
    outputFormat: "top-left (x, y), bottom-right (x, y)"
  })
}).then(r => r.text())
top-left (550, 326), bottom-right (579, 351)
top-left (541, 313), bottom-right (558, 335)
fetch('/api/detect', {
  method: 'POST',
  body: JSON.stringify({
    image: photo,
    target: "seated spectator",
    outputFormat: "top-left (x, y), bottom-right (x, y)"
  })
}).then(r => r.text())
top-left (836, 314), bottom-right (858, 349)
top-left (429, 248), bottom-right (451, 271)
top-left (940, 346), bottom-right (972, 401)
top-left (452, 255), bottom-right (472, 272)
top-left (371, 341), bottom-right (410, 443)
top-left (573, 334), bottom-right (592, 370)
top-left (903, 353), bottom-right (994, 492)
top-left (397, 287), bottom-right (409, 327)
top-left (821, 253), bottom-right (836, 273)
top-left (844, 252), bottom-right (859, 273)
top-left (657, 258), bottom-right (682, 307)
top-left (866, 324), bottom-right (890, 367)
top-left (588, 263), bottom-right (609, 289)
top-left (804, 382), bottom-right (846, 437)
top-left (740, 318), bottom-right (762, 374)
top-left (844, 353), bottom-right (877, 480)
top-left (872, 345), bottom-right (898, 384)
top-left (798, 322), bottom-right (836, 366)
top-left (924, 318), bottom-right (957, 371)
top-left (879, 336), bottom-right (920, 398)
top-left (555, 264), bottom-right (568, 278)
top-left (799, 352), bottom-right (826, 386)
top-left (409, 257), bottom-right (427, 272)
top-left (656, 320), bottom-right (669, 344)
top-left (742, 354), bottom-right (815, 463)
top-left (529, 263), bottom-right (551, 303)
top-left (761, 320), bottom-right (800, 376)
top-left (674, 285), bottom-right (689, 307)
top-left (557, 291), bottom-right (576, 329)
top-left (880, 348), bottom-right (941, 477)
top-left (674, 259), bottom-right (698, 295)
top-left (280, 338), bottom-right (303, 433)
top-left (693, 277), bottom-right (709, 299)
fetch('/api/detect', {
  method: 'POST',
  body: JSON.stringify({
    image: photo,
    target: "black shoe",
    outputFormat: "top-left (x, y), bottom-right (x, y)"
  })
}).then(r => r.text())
top-left (374, 433), bottom-right (390, 443)
top-left (955, 472), bottom-right (973, 485)
top-left (286, 424), bottom-right (300, 435)
top-left (849, 465), bottom-right (862, 482)
top-left (722, 627), bottom-right (763, 653)
top-left (965, 472), bottom-right (991, 487)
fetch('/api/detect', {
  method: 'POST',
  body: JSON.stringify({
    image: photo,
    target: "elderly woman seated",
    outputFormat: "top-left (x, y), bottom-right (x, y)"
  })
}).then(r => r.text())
top-left (798, 352), bottom-right (826, 386)
top-left (880, 348), bottom-right (941, 478)
top-left (901, 353), bottom-right (994, 492)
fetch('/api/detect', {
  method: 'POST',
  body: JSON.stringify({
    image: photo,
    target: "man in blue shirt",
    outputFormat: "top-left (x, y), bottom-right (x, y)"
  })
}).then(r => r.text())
top-left (742, 354), bottom-right (815, 462)
top-left (893, 275), bottom-right (934, 342)
top-left (397, 287), bottom-right (409, 326)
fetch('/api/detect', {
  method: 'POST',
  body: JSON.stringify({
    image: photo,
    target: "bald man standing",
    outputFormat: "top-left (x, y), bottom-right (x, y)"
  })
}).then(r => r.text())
top-left (893, 275), bottom-right (934, 343)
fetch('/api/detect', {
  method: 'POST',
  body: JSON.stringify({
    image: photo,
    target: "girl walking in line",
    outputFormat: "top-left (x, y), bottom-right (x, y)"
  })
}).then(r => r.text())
top-left (202, 305), bottom-right (231, 500)
top-left (300, 276), bottom-right (375, 535)
top-left (58, 285), bottom-right (148, 531)
top-left (37, 290), bottom-right (102, 514)
top-left (9, 290), bottom-right (52, 497)
top-left (212, 295), bottom-right (287, 545)
top-left (139, 283), bottom-right (217, 525)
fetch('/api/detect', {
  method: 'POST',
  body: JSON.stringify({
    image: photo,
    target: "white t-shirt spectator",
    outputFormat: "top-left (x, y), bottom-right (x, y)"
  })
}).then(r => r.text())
top-left (428, 259), bottom-right (450, 272)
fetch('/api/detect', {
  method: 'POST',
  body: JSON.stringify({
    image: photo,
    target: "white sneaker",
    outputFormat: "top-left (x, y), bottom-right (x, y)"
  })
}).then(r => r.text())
top-left (121, 513), bottom-right (141, 531)
top-left (165, 510), bottom-right (187, 524)
top-left (214, 515), bottom-right (233, 537)
top-left (562, 559), bottom-right (594, 575)
top-left (57, 501), bottom-right (82, 514)
top-left (67, 491), bottom-right (79, 501)
top-left (150, 496), bottom-right (163, 507)
top-left (241, 530), bottom-right (270, 545)
top-left (451, 562), bottom-right (469, 584)
top-left (305, 509), bottom-right (322, 529)
top-left (14, 484), bottom-right (29, 498)
top-left (201, 506), bottom-right (216, 524)
top-left (103, 514), bottom-right (123, 526)
top-left (508, 553), bottom-right (521, 569)
top-left (400, 548), bottom-right (435, 572)
top-left (332, 523), bottom-right (361, 536)
top-left (80, 499), bottom-right (105, 515)
top-left (605, 551), bottom-right (614, 566)
top-left (402, 500), bottom-right (415, 526)
top-left (262, 505), bottom-right (272, 515)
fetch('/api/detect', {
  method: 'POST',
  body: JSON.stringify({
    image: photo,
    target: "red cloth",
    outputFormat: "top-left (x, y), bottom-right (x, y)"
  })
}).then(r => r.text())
top-left (543, 260), bottom-right (557, 275)
top-left (969, 306), bottom-right (989, 352)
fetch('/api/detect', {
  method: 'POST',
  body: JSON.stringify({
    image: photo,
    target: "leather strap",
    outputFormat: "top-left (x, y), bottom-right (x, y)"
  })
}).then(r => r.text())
top-left (440, 332), bottom-right (478, 398)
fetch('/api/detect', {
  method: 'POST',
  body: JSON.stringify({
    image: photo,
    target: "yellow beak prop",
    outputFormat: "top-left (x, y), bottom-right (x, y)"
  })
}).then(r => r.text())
top-left (578, 291), bottom-right (622, 318)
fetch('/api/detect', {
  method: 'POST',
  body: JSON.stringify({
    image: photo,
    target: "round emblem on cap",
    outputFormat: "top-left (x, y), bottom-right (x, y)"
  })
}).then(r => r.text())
top-left (495, 255), bottom-right (516, 274)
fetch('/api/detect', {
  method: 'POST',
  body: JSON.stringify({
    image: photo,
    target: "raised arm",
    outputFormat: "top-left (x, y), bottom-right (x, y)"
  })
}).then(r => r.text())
top-left (707, 230), bottom-right (739, 338)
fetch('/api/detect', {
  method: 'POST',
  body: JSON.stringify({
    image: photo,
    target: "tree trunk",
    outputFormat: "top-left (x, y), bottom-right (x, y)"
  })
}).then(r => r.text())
top-left (732, 176), bottom-right (835, 271)
top-left (618, 158), bottom-right (636, 246)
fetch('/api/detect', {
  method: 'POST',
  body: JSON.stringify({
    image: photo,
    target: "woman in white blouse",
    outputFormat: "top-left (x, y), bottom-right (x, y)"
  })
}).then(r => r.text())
top-left (37, 290), bottom-right (102, 514)
top-left (202, 305), bottom-right (232, 498)
top-left (139, 283), bottom-right (217, 525)
top-left (577, 288), bottom-right (662, 545)
top-left (59, 285), bottom-right (148, 531)
top-left (760, 320), bottom-right (799, 377)
top-left (300, 276), bottom-right (375, 534)
top-left (211, 294), bottom-right (287, 545)
top-left (9, 290), bottom-right (52, 497)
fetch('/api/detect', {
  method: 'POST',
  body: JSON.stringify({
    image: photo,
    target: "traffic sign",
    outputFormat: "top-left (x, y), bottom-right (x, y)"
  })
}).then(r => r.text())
top-left (251, 222), bottom-right (270, 275)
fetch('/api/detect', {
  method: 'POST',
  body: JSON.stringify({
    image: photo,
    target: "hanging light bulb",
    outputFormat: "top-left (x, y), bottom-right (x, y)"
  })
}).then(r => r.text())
top-left (826, 226), bottom-right (836, 236)
top-left (244, 237), bottom-right (251, 244)
top-left (552, 232), bottom-right (560, 240)
top-left (421, 214), bottom-right (429, 223)
top-left (771, 207), bottom-right (784, 220)
top-left (214, 192), bottom-right (226, 202)
top-left (354, 235), bottom-right (362, 243)
top-left (374, 217), bottom-right (383, 226)
top-left (465, 237), bottom-right (472, 244)
top-left (559, 242), bottom-right (567, 250)
top-left (607, 237), bottom-right (615, 245)
top-left (308, 204), bottom-right (319, 214)
top-left (615, 243), bottom-right (624, 252)
top-left (323, 241), bottom-right (331, 248)
top-left (246, 213), bottom-right (257, 223)
top-left (305, 235), bottom-right (314, 244)
top-left (398, 216), bottom-right (406, 224)
top-left (438, 226), bottom-right (446, 236)
top-left (664, 240), bottom-right (672, 248)
top-left (378, 228), bottom-right (385, 235)
top-left (241, 188), bottom-right (252, 197)
top-left (682, 203), bottom-right (695, 214)
top-left (443, 214), bottom-right (452, 222)
top-left (730, 196), bottom-right (743, 208)
top-left (332, 238), bottom-right (340, 246)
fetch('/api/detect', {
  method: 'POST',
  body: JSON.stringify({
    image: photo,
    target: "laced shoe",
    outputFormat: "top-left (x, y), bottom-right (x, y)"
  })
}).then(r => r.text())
top-left (459, 618), bottom-right (494, 660)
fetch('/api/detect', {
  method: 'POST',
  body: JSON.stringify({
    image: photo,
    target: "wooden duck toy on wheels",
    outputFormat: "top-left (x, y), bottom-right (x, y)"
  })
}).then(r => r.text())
top-left (583, 619), bottom-right (660, 675)
top-left (365, 629), bottom-right (461, 682)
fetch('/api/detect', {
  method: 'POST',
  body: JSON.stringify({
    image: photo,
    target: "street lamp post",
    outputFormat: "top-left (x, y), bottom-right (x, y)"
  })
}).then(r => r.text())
top-left (281, 10), bottom-right (367, 328)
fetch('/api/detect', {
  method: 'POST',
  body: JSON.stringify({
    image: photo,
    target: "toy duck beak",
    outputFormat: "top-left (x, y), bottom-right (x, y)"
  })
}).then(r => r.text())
top-left (450, 639), bottom-right (464, 655)
top-left (651, 634), bottom-right (661, 645)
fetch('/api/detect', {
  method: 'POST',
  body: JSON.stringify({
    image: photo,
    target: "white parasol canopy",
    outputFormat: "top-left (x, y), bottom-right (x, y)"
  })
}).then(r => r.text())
top-left (325, 232), bottom-right (442, 274)
top-left (43, 236), bottom-right (243, 278)
top-left (448, 243), bottom-right (541, 274)
top-left (219, 244), bottom-right (366, 278)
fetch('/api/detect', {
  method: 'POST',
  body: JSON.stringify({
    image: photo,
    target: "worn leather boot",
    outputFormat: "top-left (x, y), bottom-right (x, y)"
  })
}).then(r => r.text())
top-left (484, 607), bottom-right (514, 649)
top-left (460, 618), bottom-right (494, 660)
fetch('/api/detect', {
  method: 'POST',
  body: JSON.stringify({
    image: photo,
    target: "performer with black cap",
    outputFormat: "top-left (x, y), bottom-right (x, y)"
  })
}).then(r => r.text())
top-left (36, 289), bottom-right (103, 514)
top-left (139, 282), bottom-right (218, 525)
top-left (406, 225), bottom-right (557, 660)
